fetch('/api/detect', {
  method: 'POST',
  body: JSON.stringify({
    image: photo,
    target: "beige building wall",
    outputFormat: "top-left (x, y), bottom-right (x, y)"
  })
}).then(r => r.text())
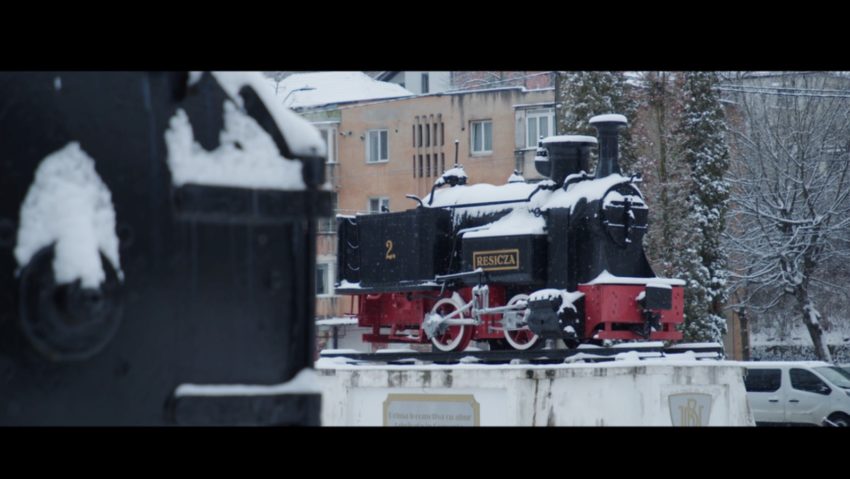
top-left (335, 88), bottom-right (554, 215)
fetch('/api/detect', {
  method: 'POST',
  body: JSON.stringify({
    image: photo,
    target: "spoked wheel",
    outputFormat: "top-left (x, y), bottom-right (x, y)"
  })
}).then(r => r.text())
top-left (503, 294), bottom-right (542, 350)
top-left (429, 297), bottom-right (472, 352)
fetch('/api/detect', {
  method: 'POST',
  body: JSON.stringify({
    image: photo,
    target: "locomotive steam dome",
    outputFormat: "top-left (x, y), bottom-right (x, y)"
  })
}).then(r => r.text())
top-left (535, 135), bottom-right (597, 184)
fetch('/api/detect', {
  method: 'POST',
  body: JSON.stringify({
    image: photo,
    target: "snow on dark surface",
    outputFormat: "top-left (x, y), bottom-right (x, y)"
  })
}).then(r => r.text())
top-left (14, 142), bottom-right (122, 288)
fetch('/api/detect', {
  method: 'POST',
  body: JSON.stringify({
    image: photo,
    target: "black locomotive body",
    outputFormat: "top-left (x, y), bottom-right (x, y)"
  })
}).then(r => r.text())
top-left (0, 72), bottom-right (330, 425)
top-left (337, 114), bottom-right (683, 351)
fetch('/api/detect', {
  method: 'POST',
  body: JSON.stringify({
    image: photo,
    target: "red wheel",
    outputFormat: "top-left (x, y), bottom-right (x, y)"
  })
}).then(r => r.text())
top-left (429, 297), bottom-right (472, 352)
top-left (503, 294), bottom-right (542, 350)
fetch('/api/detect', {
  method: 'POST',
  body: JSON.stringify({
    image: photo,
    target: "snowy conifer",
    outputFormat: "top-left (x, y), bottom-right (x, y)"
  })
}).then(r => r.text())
top-left (675, 72), bottom-right (731, 343)
top-left (632, 72), bottom-right (689, 279)
top-left (557, 72), bottom-right (640, 172)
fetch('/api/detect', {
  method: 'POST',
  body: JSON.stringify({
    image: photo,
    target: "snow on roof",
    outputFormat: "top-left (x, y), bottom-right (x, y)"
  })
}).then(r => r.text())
top-left (209, 72), bottom-right (326, 159)
top-left (275, 71), bottom-right (413, 109)
top-left (540, 135), bottom-right (597, 144)
top-left (164, 102), bottom-right (306, 190)
top-left (589, 114), bottom-right (628, 125)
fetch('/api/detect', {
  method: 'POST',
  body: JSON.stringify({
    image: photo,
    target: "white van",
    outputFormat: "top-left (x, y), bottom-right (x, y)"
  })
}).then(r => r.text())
top-left (743, 361), bottom-right (850, 426)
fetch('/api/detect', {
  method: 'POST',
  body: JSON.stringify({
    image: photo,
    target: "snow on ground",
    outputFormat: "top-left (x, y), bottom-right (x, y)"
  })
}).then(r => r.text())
top-left (751, 324), bottom-right (850, 347)
top-left (14, 142), bottom-right (122, 288)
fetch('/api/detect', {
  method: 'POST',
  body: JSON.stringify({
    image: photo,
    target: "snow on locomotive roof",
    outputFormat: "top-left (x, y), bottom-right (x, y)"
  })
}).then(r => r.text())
top-left (209, 72), bottom-right (327, 159)
top-left (583, 270), bottom-right (686, 286)
top-left (425, 173), bottom-right (641, 237)
top-left (463, 208), bottom-right (545, 238)
top-left (589, 113), bottom-right (628, 124)
top-left (540, 173), bottom-right (634, 212)
top-left (425, 182), bottom-right (538, 209)
top-left (540, 135), bottom-right (597, 144)
top-left (165, 102), bottom-right (307, 190)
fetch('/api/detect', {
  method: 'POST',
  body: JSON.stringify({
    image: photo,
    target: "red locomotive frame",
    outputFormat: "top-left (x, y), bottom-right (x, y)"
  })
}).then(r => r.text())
top-left (352, 282), bottom-right (684, 351)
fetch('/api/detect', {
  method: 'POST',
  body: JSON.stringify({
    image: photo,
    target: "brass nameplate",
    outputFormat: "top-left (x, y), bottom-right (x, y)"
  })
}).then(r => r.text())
top-left (472, 249), bottom-right (520, 271)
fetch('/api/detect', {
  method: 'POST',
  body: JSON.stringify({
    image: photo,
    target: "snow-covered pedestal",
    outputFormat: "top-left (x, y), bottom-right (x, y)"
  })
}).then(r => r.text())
top-left (316, 358), bottom-right (754, 426)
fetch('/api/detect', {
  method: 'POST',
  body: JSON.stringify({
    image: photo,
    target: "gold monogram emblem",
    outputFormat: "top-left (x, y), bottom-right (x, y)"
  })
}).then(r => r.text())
top-left (668, 393), bottom-right (713, 426)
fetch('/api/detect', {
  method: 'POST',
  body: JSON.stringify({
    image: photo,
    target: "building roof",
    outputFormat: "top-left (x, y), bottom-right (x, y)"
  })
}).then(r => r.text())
top-left (275, 72), bottom-right (414, 110)
top-left (374, 71), bottom-right (399, 82)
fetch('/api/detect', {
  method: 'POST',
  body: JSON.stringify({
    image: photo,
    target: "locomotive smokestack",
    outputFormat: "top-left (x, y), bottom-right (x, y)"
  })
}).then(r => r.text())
top-left (589, 114), bottom-right (628, 178)
top-left (536, 135), bottom-right (597, 185)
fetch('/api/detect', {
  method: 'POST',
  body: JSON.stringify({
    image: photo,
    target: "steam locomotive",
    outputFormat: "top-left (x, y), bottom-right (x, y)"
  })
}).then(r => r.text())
top-left (336, 114), bottom-right (684, 352)
top-left (0, 72), bottom-right (330, 425)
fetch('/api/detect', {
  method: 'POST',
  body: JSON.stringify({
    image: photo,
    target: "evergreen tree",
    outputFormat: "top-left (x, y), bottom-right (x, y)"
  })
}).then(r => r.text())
top-left (675, 72), bottom-right (731, 343)
top-left (632, 72), bottom-right (689, 279)
top-left (556, 72), bottom-right (640, 172)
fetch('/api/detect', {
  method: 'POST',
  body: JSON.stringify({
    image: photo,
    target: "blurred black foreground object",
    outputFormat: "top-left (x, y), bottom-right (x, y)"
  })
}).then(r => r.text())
top-left (0, 72), bottom-right (330, 425)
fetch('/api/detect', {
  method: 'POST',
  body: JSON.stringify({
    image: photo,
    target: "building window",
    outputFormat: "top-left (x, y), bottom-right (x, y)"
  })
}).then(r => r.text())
top-left (441, 122), bottom-right (445, 146)
top-left (441, 152), bottom-right (445, 173)
top-left (318, 126), bottom-right (338, 163)
top-left (319, 192), bottom-right (338, 233)
top-left (426, 154), bottom-right (431, 177)
top-left (366, 129), bottom-right (388, 163)
top-left (421, 73), bottom-right (429, 94)
top-left (316, 262), bottom-right (333, 296)
top-left (418, 154), bottom-right (424, 177)
top-left (526, 110), bottom-right (554, 148)
top-left (425, 122), bottom-right (430, 147)
top-left (418, 124), bottom-right (423, 147)
top-left (413, 155), bottom-right (417, 178)
top-left (471, 120), bottom-right (493, 154)
top-left (369, 197), bottom-right (389, 214)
